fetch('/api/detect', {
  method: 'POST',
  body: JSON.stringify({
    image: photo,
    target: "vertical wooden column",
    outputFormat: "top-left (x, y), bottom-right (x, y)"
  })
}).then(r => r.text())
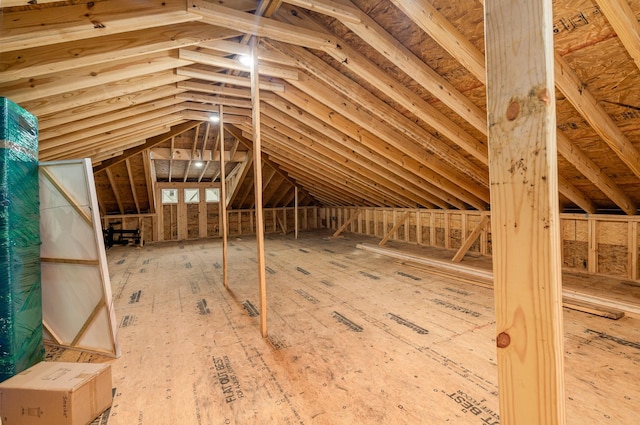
top-left (631, 221), bottom-right (638, 280)
top-left (251, 37), bottom-right (268, 338)
top-left (199, 188), bottom-right (207, 239)
top-left (429, 212), bottom-right (436, 246)
top-left (294, 186), bottom-right (299, 239)
top-left (219, 105), bottom-right (229, 289)
top-left (177, 188), bottom-right (187, 240)
top-left (485, 1), bottom-right (566, 424)
top-left (416, 209), bottom-right (423, 245)
top-left (156, 186), bottom-right (164, 242)
top-left (588, 218), bottom-right (597, 273)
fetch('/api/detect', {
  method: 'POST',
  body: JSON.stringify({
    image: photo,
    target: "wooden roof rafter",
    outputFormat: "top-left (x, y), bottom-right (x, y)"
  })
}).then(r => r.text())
top-left (261, 103), bottom-right (451, 208)
top-left (387, 0), bottom-right (637, 214)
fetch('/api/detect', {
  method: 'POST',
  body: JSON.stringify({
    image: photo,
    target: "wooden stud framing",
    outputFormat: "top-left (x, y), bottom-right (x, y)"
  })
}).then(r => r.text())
top-left (294, 186), bottom-right (299, 239)
top-left (331, 209), bottom-right (361, 238)
top-left (588, 218), bottom-right (598, 274)
top-left (452, 215), bottom-right (490, 263)
top-left (429, 213), bottom-right (436, 246)
top-left (485, 1), bottom-right (566, 423)
top-left (250, 37), bottom-right (268, 338)
top-left (632, 221), bottom-right (639, 281)
top-left (219, 105), bottom-right (229, 289)
top-left (379, 211), bottom-right (411, 247)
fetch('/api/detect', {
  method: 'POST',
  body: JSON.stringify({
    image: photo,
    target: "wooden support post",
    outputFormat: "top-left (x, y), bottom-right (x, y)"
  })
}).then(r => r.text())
top-left (365, 209), bottom-right (371, 236)
top-left (220, 104), bottom-right (229, 289)
top-left (404, 211), bottom-right (410, 242)
top-left (460, 213), bottom-right (468, 247)
top-left (444, 211), bottom-right (451, 249)
top-left (199, 188), bottom-right (207, 239)
top-left (178, 189), bottom-right (187, 240)
top-left (152, 214), bottom-right (158, 243)
top-left (480, 218), bottom-right (489, 255)
top-left (373, 210), bottom-right (379, 237)
top-left (452, 214), bottom-right (490, 263)
top-left (138, 217), bottom-right (144, 247)
top-left (303, 206), bottom-right (307, 231)
top-left (283, 208), bottom-right (287, 233)
top-left (416, 210), bottom-right (423, 245)
top-left (429, 212), bottom-right (436, 246)
top-left (157, 187), bottom-right (164, 242)
top-left (588, 218), bottom-right (597, 273)
top-left (294, 186), bottom-right (299, 239)
top-left (251, 37), bottom-right (268, 338)
top-left (485, 1), bottom-right (566, 423)
top-left (379, 211), bottom-right (411, 246)
top-left (272, 209), bottom-right (277, 233)
top-left (382, 210), bottom-right (389, 239)
top-left (330, 209), bottom-right (361, 238)
top-left (632, 221), bottom-right (638, 280)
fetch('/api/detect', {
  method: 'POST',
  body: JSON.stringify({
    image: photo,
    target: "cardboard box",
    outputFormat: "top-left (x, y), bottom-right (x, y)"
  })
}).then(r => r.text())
top-left (0, 362), bottom-right (112, 425)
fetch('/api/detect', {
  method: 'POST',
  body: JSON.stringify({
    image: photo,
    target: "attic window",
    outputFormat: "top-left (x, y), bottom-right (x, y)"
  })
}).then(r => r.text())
top-left (161, 189), bottom-right (178, 204)
top-left (185, 188), bottom-right (200, 204)
top-left (205, 188), bottom-right (220, 203)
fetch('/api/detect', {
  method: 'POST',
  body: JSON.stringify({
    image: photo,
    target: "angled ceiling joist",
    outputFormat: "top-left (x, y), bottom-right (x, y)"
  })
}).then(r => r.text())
top-left (94, 121), bottom-right (201, 172)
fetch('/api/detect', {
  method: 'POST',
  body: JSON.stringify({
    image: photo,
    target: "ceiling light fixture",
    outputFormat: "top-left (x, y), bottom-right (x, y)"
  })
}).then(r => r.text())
top-left (209, 114), bottom-right (220, 123)
top-left (194, 161), bottom-right (204, 168)
top-left (238, 55), bottom-right (253, 67)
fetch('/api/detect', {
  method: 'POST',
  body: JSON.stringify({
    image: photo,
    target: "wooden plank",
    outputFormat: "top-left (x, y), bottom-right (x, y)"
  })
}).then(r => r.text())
top-left (0, 52), bottom-right (192, 104)
top-left (176, 66), bottom-right (285, 92)
top-left (93, 121), bottom-right (200, 172)
top-left (429, 212), bottom-right (436, 246)
top-left (294, 186), bottom-right (299, 239)
top-left (416, 210), bottom-right (422, 245)
top-left (273, 8), bottom-right (490, 171)
top-left (40, 167), bottom-right (92, 225)
top-left (485, 1), bottom-right (565, 424)
top-left (588, 219), bottom-right (598, 274)
top-left (452, 215), bottom-right (490, 263)
top-left (251, 38), bottom-right (268, 338)
top-left (179, 48), bottom-right (299, 80)
top-left (389, 0), bottom-right (485, 84)
top-left (1, 0), bottom-right (199, 52)
top-left (0, 24), bottom-right (237, 84)
top-left (156, 186), bottom-right (164, 242)
top-left (360, 241), bottom-right (631, 321)
top-left (379, 211), bottom-right (411, 246)
top-left (272, 48), bottom-right (490, 206)
top-left (595, 0), bottom-right (640, 72)
top-left (443, 212), bottom-right (451, 249)
top-left (177, 185), bottom-right (187, 240)
top-left (105, 168), bottom-right (124, 214)
top-left (390, 0), bottom-right (633, 215)
top-left (633, 221), bottom-right (638, 281)
top-left (220, 106), bottom-right (229, 289)
top-left (562, 298), bottom-right (625, 320)
top-left (555, 52), bottom-right (640, 181)
top-left (331, 209), bottom-right (361, 238)
top-left (125, 159), bottom-right (140, 214)
top-left (188, 0), bottom-right (331, 50)
top-left (40, 257), bottom-right (100, 266)
top-left (357, 243), bottom-right (493, 281)
top-left (266, 90), bottom-right (440, 208)
top-left (276, 215), bottom-right (287, 235)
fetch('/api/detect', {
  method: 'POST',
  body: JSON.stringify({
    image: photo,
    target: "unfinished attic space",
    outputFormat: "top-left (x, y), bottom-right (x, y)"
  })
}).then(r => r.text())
top-left (2, 0), bottom-right (640, 423)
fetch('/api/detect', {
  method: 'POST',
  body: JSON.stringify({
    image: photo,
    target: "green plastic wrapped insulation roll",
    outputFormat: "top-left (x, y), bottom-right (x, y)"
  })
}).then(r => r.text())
top-left (0, 97), bottom-right (43, 383)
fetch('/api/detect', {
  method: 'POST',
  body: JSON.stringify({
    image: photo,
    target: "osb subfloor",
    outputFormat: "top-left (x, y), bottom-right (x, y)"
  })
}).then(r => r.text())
top-left (47, 230), bottom-right (640, 424)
